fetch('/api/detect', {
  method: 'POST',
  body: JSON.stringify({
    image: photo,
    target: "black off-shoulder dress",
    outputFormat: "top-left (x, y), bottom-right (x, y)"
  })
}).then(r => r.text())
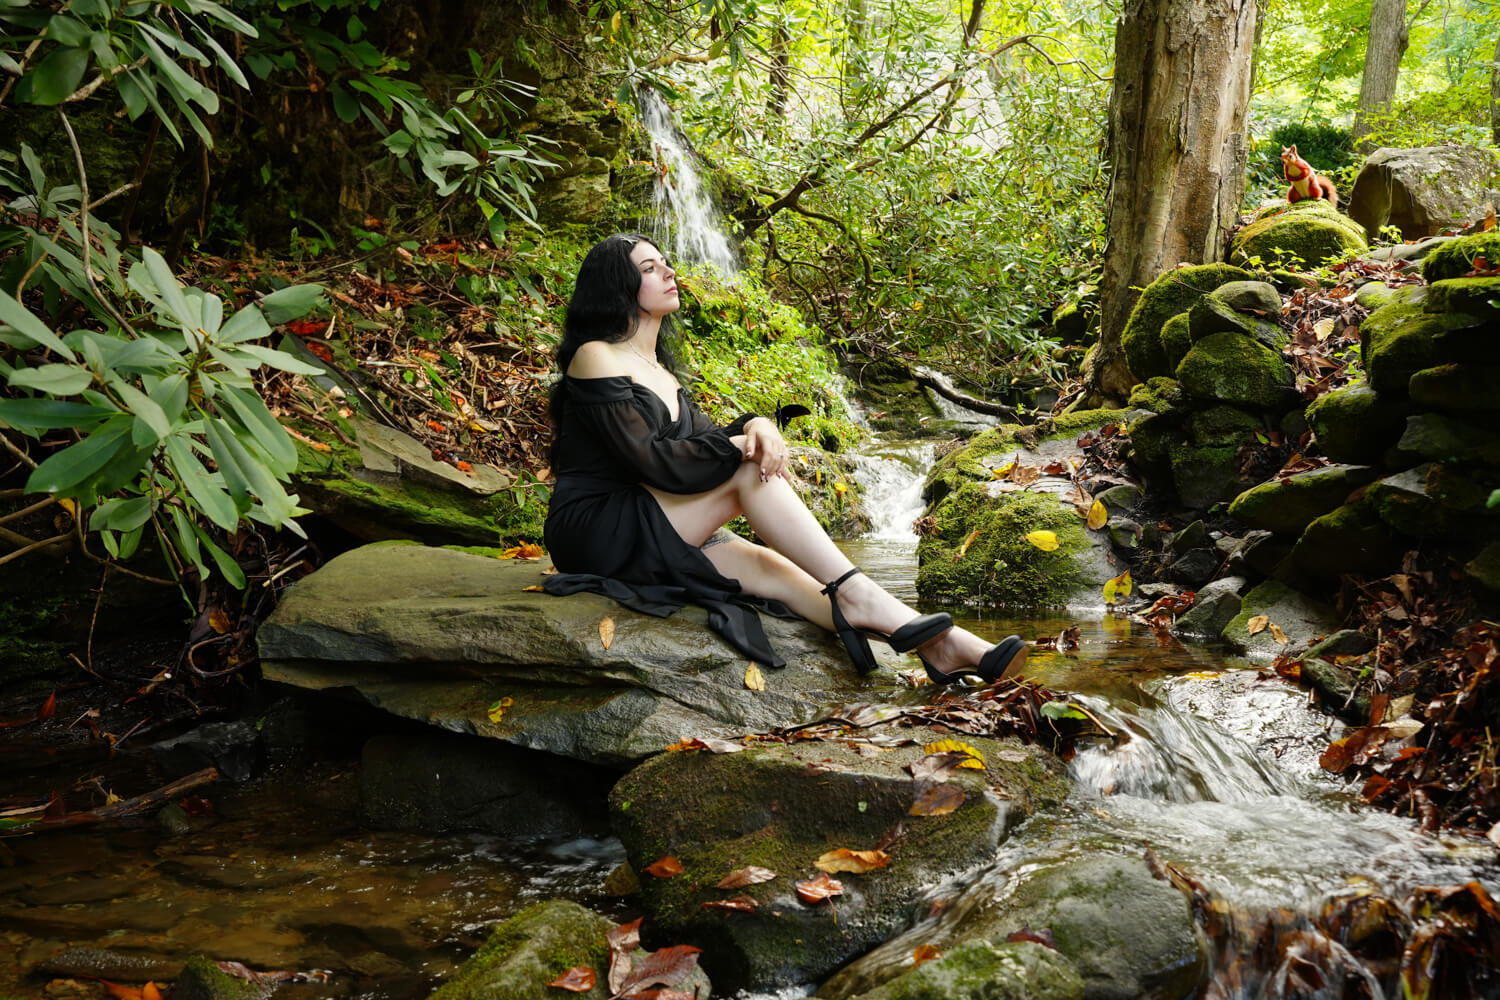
top-left (542, 375), bottom-right (798, 668)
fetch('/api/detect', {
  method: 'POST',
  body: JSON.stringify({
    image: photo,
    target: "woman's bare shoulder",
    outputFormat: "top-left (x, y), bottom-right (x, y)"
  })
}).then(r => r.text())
top-left (567, 340), bottom-right (627, 379)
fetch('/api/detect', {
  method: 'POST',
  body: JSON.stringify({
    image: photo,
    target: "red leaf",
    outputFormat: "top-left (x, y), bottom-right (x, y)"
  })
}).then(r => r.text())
top-left (616, 945), bottom-right (704, 997)
top-left (547, 966), bottom-right (596, 992)
top-left (38, 692), bottom-right (56, 720)
top-left (644, 856), bottom-right (684, 878)
top-left (1006, 926), bottom-right (1057, 949)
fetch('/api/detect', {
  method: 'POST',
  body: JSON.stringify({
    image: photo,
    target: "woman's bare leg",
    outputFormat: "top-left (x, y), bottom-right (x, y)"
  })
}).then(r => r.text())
top-left (648, 462), bottom-right (1000, 673)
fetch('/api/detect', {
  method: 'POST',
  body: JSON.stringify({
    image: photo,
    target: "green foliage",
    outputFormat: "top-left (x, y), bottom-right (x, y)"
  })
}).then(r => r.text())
top-left (1358, 87), bottom-right (1495, 150)
top-left (1249, 122), bottom-right (1354, 192)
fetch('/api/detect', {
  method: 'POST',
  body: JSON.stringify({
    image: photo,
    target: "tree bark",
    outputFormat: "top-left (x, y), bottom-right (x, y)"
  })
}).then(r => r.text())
top-left (1490, 33), bottom-right (1500, 146)
top-left (1351, 0), bottom-right (1409, 151)
top-left (1087, 0), bottom-right (1258, 407)
top-left (767, 23), bottom-right (791, 124)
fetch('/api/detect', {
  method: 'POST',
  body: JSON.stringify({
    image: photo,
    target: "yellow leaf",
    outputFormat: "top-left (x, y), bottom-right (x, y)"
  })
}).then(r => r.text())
top-left (522, 584), bottom-right (545, 592)
top-left (600, 616), bottom-right (616, 649)
top-left (1269, 623), bottom-right (1288, 644)
top-left (922, 738), bottom-right (985, 769)
top-left (1182, 670), bottom-right (1222, 680)
top-left (208, 608), bottom-right (232, 634)
top-left (610, 10), bottom-right (621, 35)
top-left (833, 481), bottom-right (848, 495)
top-left (956, 528), bottom-right (982, 559)
top-left (1025, 530), bottom-right (1059, 552)
top-left (486, 696), bottom-right (513, 723)
top-left (517, 542), bottom-right (545, 560)
top-left (1313, 317), bottom-right (1336, 341)
top-left (814, 848), bottom-right (891, 874)
top-left (815, 468), bottom-right (823, 485)
top-left (1247, 615), bottom-right (1270, 636)
top-left (56, 497), bottom-right (76, 515)
top-left (745, 663), bottom-right (766, 691)
top-left (1086, 499), bottom-right (1108, 531)
top-left (989, 460), bottom-right (1016, 480)
top-left (1102, 569), bottom-right (1132, 605)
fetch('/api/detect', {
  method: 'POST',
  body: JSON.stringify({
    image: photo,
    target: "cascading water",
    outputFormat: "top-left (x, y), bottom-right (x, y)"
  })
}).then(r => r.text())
top-left (635, 86), bottom-right (738, 278)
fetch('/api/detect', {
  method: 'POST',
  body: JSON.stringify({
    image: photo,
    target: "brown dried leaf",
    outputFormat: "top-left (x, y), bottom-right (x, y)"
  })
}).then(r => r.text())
top-left (717, 866), bottom-right (777, 889)
top-left (1246, 615), bottom-right (1270, 636)
top-left (600, 616), bottom-right (616, 649)
top-left (795, 872), bottom-right (844, 904)
top-left (1269, 623), bottom-right (1288, 644)
top-left (547, 966), bottom-right (596, 992)
top-left (701, 895), bottom-right (758, 913)
top-left (912, 944), bottom-right (942, 966)
top-left (814, 848), bottom-right (891, 874)
top-left (644, 856), bottom-right (684, 878)
top-left (909, 782), bottom-right (965, 817)
top-left (615, 944), bottom-right (704, 996)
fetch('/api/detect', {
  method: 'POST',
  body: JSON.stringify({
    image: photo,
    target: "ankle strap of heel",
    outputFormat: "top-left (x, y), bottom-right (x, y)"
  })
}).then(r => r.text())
top-left (820, 567), bottom-right (862, 595)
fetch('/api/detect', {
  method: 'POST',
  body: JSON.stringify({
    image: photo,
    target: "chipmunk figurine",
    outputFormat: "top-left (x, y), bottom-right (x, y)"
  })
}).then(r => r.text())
top-left (1281, 144), bottom-right (1338, 208)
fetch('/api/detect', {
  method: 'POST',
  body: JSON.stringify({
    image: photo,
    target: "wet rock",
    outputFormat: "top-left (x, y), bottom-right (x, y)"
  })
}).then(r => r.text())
top-left (820, 854), bottom-right (1206, 1000)
top-left (259, 544), bottom-right (896, 768)
top-left (1224, 530), bottom-right (1291, 578)
top-left (358, 729), bottom-right (612, 838)
top-left (1167, 548), bottom-right (1220, 588)
top-left (1120, 264), bottom-right (1253, 381)
top-left (150, 721), bottom-right (259, 783)
top-left (1175, 333), bottom-right (1298, 413)
top-left (1396, 413), bottom-right (1500, 467)
top-left (155, 802), bottom-right (192, 836)
top-left (1300, 658), bottom-right (1371, 723)
top-left (1174, 578), bottom-right (1245, 640)
top-left (1170, 520), bottom-right (1207, 554)
top-left (1093, 484), bottom-right (1144, 515)
top-left (846, 939), bottom-right (1085, 1000)
top-left (1466, 542), bottom-right (1500, 593)
top-left (174, 955), bottom-right (271, 1000)
top-left (1222, 580), bottom-right (1338, 659)
top-left (34, 948), bottom-right (183, 983)
top-left (1107, 518), bottom-right (1142, 550)
top-left (609, 727), bottom-right (1067, 992)
top-left (156, 855), bottom-right (307, 892)
top-left (1228, 199), bottom-right (1368, 269)
top-left (1347, 146), bottom-right (1500, 240)
top-left (1289, 497), bottom-right (1407, 580)
top-left (1305, 384), bottom-right (1412, 466)
top-left (1227, 464), bottom-right (1381, 536)
top-left (1305, 629), bottom-right (1375, 660)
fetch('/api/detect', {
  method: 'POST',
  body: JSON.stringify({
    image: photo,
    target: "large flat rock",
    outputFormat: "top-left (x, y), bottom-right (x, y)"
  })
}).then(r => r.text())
top-left (258, 542), bottom-right (899, 767)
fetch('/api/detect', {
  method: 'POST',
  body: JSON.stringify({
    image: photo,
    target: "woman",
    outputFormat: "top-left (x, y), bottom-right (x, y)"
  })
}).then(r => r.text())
top-left (542, 232), bottom-right (1027, 682)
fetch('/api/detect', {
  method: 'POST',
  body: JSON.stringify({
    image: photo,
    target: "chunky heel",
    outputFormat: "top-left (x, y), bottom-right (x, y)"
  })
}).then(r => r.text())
top-left (821, 568), bottom-right (877, 675)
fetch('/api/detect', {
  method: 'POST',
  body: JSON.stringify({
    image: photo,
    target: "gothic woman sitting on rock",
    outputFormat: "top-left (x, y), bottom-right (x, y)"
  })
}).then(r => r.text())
top-left (542, 232), bottom-right (1027, 683)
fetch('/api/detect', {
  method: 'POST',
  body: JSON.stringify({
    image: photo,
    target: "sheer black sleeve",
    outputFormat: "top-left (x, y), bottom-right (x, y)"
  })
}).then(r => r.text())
top-left (569, 378), bottom-right (750, 494)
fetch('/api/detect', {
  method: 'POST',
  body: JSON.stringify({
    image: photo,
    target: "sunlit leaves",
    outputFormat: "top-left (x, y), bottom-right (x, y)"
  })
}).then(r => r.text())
top-left (599, 616), bottom-right (616, 649)
top-left (1024, 530), bottom-right (1059, 552)
top-left (1086, 498), bottom-right (1108, 530)
top-left (922, 739), bottom-right (984, 769)
top-left (814, 848), bottom-right (890, 874)
top-left (912, 944), bottom-right (942, 966)
top-left (547, 966), bottom-right (595, 992)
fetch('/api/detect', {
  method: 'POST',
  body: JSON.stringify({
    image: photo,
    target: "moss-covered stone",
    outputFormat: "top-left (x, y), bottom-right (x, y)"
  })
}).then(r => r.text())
top-left (921, 413), bottom-right (1123, 505)
top-left (1355, 303), bottom-right (1486, 397)
top-left (1120, 263), bottom-right (1253, 380)
top-left (1228, 464), bottom-right (1381, 536)
top-left (1354, 281), bottom-right (1426, 312)
top-left (1228, 200), bottom-right (1369, 269)
top-left (1422, 276), bottom-right (1500, 316)
top-left (426, 901), bottom-right (626, 1000)
top-left (1365, 465), bottom-right (1478, 539)
top-left (1126, 411), bottom-right (1183, 473)
top-left (1211, 279), bottom-right (1284, 316)
top-left (609, 732), bottom-right (1066, 992)
top-left (174, 955), bottom-right (271, 1000)
top-left (1221, 580), bottom-right (1339, 658)
top-left (1125, 377), bottom-right (1188, 416)
top-left (1409, 363), bottom-right (1500, 411)
top-left (1397, 413), bottom-right (1500, 466)
top-left (916, 484), bottom-right (1097, 607)
top-left (1305, 383), bottom-right (1413, 465)
top-left (1184, 405), bottom-right (1263, 448)
top-left (1170, 443), bottom-right (1247, 510)
top-left (1289, 497), bottom-right (1407, 579)
top-left (1465, 542), bottom-right (1500, 592)
top-left (854, 940), bottom-right (1085, 1000)
top-left (1300, 658), bottom-right (1371, 724)
top-left (1420, 231), bottom-right (1500, 281)
top-left (1175, 332), bottom-right (1298, 412)
top-left (1187, 293), bottom-right (1285, 351)
top-left (1160, 311), bottom-right (1194, 371)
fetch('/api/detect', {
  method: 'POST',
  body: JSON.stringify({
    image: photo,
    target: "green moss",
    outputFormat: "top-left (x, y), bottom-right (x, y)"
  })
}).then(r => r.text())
top-left (1161, 312), bottom-right (1193, 372)
top-left (916, 484), bottom-right (1091, 607)
top-left (1305, 383), bottom-right (1412, 464)
top-left (428, 901), bottom-right (613, 1000)
top-left (1120, 263), bottom-right (1253, 380)
top-left (1042, 407), bottom-right (1126, 438)
top-left (175, 955), bottom-right (272, 1000)
top-left (1228, 200), bottom-right (1368, 269)
top-left (1126, 377), bottom-right (1186, 415)
top-left (1421, 276), bottom-right (1500, 317)
top-left (1229, 464), bottom-right (1381, 535)
top-left (1170, 442), bottom-right (1246, 510)
top-left (923, 414), bottom-right (1124, 505)
top-left (868, 940), bottom-right (1085, 1000)
top-left (1421, 232), bottom-right (1500, 281)
top-left (1289, 497), bottom-right (1406, 579)
top-left (1125, 410), bottom-right (1183, 472)
top-left (1175, 332), bottom-right (1297, 411)
top-left (1409, 363), bottom-right (1500, 411)
top-left (1184, 405), bottom-right (1262, 447)
top-left (0, 594), bottom-right (71, 679)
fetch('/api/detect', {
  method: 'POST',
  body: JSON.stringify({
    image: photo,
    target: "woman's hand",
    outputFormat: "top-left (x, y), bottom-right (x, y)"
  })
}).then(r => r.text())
top-left (742, 417), bottom-right (792, 482)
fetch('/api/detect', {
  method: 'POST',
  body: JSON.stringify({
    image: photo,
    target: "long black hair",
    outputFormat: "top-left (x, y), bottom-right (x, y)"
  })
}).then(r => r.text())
top-left (550, 232), bottom-right (678, 437)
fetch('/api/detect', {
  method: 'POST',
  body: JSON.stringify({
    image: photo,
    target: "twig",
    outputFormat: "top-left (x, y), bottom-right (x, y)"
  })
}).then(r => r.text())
top-left (0, 33), bottom-right (47, 109)
top-left (58, 109), bottom-right (139, 338)
top-left (35, 767), bottom-right (219, 829)
top-left (0, 497), bottom-right (55, 526)
top-left (0, 533), bottom-right (71, 566)
top-left (65, 54), bottom-right (149, 103)
top-left (0, 433), bottom-right (38, 469)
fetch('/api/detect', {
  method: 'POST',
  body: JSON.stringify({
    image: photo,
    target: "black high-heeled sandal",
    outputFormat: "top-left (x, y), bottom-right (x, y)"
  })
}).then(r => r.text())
top-left (822, 569), bottom-right (956, 675)
top-left (922, 635), bottom-right (1028, 686)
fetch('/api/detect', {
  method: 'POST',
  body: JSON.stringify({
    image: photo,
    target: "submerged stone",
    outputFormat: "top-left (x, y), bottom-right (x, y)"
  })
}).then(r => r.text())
top-left (1175, 333), bottom-right (1298, 412)
top-left (1120, 264), bottom-right (1253, 380)
top-left (1227, 464), bottom-right (1381, 536)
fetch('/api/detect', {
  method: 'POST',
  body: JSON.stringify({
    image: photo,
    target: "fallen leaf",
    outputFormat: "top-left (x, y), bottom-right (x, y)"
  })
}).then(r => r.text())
top-left (613, 944), bottom-right (703, 996)
top-left (1268, 623), bottom-right (1288, 644)
top-left (745, 663), bottom-right (766, 691)
top-left (522, 584), bottom-right (546, 592)
top-left (1313, 317), bottom-right (1336, 341)
top-left (1102, 569), bottom-right (1132, 605)
top-left (1007, 926), bottom-right (1057, 949)
top-left (101, 982), bottom-right (141, 1000)
top-left (600, 616), bottom-right (616, 649)
top-left (1246, 615), bottom-right (1270, 636)
top-left (796, 872), bottom-right (844, 903)
top-left (644, 856), bottom-right (684, 878)
top-left (548, 966), bottom-right (596, 992)
top-left (666, 736), bottom-right (747, 754)
top-left (142, 983), bottom-right (162, 1000)
top-left (815, 848), bottom-right (891, 874)
top-left (909, 782), bottom-right (965, 816)
top-left (39, 692), bottom-right (56, 720)
top-left (955, 528), bottom-right (982, 559)
top-left (208, 608), bottom-right (232, 634)
top-left (1024, 530), bottom-right (1059, 552)
top-left (1086, 499), bottom-right (1108, 531)
top-left (701, 895), bottom-right (758, 913)
top-left (486, 697), bottom-right (513, 724)
top-left (922, 739), bottom-right (984, 768)
top-left (912, 944), bottom-right (942, 966)
top-left (717, 866), bottom-right (777, 889)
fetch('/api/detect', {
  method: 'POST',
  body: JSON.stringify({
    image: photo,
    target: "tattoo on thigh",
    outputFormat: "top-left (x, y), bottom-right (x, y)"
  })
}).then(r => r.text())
top-left (701, 528), bottom-right (734, 550)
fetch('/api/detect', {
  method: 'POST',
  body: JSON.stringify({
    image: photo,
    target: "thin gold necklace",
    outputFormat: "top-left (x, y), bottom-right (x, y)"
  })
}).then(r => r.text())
top-left (624, 340), bottom-right (665, 371)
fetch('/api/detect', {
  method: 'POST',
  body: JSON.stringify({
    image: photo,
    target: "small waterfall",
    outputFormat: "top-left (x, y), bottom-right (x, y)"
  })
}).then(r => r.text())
top-left (851, 442), bottom-right (936, 541)
top-left (636, 87), bottom-right (739, 277)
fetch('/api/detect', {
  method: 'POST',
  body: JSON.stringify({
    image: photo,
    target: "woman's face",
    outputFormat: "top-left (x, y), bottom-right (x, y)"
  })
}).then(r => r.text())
top-left (630, 241), bottom-right (678, 319)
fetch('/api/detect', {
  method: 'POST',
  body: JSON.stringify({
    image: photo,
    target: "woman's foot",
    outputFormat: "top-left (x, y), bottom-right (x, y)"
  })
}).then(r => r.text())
top-left (915, 629), bottom-right (1028, 684)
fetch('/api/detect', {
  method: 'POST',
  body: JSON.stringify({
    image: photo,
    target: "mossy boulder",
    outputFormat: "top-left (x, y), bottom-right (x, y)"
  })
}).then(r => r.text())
top-left (821, 854), bottom-right (1206, 1000)
top-left (174, 956), bottom-right (271, 1000)
top-left (1187, 290), bottom-right (1285, 351)
top-left (1171, 443), bottom-right (1252, 511)
top-left (1210, 279), bottom-right (1284, 316)
top-left (915, 483), bottom-right (1112, 608)
top-left (1409, 363), bottom-right (1500, 411)
top-left (1221, 580), bottom-right (1338, 658)
top-left (1288, 497), bottom-right (1407, 579)
top-left (1358, 302), bottom-right (1439, 396)
top-left (1227, 464), bottom-right (1381, 536)
top-left (1228, 200), bottom-right (1369, 269)
top-left (1120, 264), bottom-right (1252, 380)
top-left (1184, 405), bottom-right (1263, 448)
top-left (1125, 377), bottom-right (1189, 417)
top-left (1396, 413), bottom-right (1500, 467)
top-left (848, 940), bottom-right (1085, 1000)
top-left (1354, 281), bottom-right (1426, 312)
top-left (1305, 383), bottom-right (1413, 465)
top-left (1126, 411), bottom-right (1182, 473)
top-left (1161, 311), bottom-right (1194, 372)
top-left (1175, 332), bottom-right (1298, 412)
top-left (608, 729), bottom-right (1067, 992)
top-left (1422, 276), bottom-right (1500, 317)
top-left (1421, 231), bottom-right (1500, 281)
top-left (1364, 465), bottom-right (1490, 540)
top-left (1465, 542), bottom-right (1500, 592)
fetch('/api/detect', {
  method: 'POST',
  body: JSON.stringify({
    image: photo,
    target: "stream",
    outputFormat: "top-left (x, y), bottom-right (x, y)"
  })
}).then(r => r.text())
top-left (2, 428), bottom-right (1498, 1000)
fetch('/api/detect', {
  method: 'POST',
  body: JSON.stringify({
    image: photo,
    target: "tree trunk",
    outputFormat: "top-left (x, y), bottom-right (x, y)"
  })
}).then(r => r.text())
top-left (1087, 0), bottom-right (1258, 407)
top-left (1351, 0), bottom-right (1409, 151)
top-left (767, 24), bottom-right (791, 124)
top-left (1490, 33), bottom-right (1500, 146)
